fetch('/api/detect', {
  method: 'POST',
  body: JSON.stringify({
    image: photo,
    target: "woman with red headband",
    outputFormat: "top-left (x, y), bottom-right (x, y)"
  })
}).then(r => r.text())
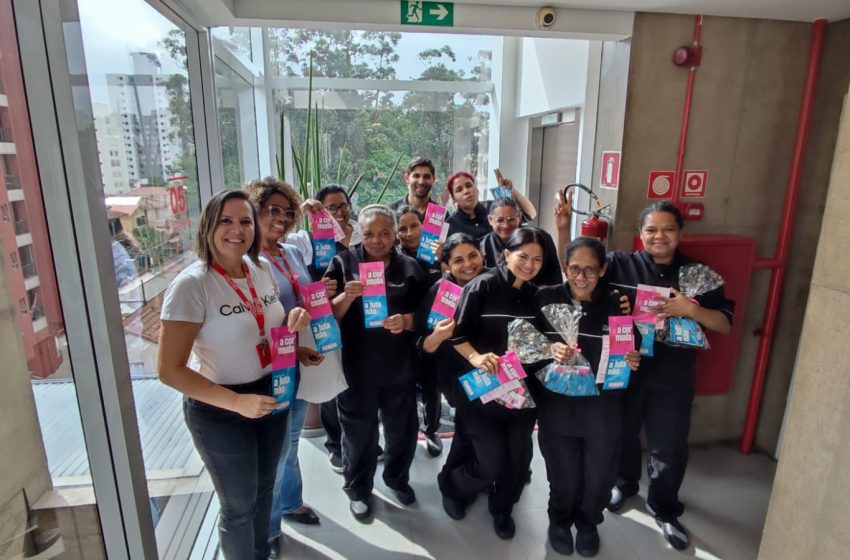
top-left (445, 171), bottom-right (538, 241)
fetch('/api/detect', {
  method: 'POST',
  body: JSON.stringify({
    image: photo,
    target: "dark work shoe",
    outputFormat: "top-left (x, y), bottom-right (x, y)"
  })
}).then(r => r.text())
top-left (328, 453), bottom-right (344, 474)
top-left (656, 517), bottom-right (689, 551)
top-left (377, 444), bottom-right (385, 462)
top-left (548, 524), bottom-right (574, 555)
top-left (442, 494), bottom-right (467, 520)
top-left (424, 432), bottom-right (444, 457)
top-left (493, 514), bottom-right (516, 540)
top-left (607, 486), bottom-right (636, 513)
top-left (283, 506), bottom-right (320, 525)
top-left (392, 483), bottom-right (417, 505)
top-left (349, 497), bottom-right (372, 521)
top-left (575, 526), bottom-right (600, 557)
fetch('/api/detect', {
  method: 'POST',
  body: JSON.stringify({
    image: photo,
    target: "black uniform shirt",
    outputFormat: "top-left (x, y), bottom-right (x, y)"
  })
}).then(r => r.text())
top-left (605, 250), bottom-right (735, 389)
top-left (450, 265), bottom-right (539, 416)
top-left (324, 244), bottom-right (427, 387)
top-left (479, 227), bottom-right (563, 288)
top-left (446, 203), bottom-right (492, 241)
top-left (398, 244), bottom-right (443, 286)
top-left (530, 285), bottom-right (624, 437)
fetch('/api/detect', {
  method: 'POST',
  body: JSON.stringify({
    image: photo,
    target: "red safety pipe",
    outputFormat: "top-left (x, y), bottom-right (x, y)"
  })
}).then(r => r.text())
top-left (673, 14), bottom-right (703, 205)
top-left (740, 18), bottom-right (827, 454)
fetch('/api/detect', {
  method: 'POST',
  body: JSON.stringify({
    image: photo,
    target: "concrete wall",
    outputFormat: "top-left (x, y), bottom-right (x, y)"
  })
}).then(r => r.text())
top-left (757, 82), bottom-right (850, 560)
top-left (615, 13), bottom-right (844, 449)
top-left (0, 235), bottom-right (52, 553)
top-left (517, 38), bottom-right (588, 118)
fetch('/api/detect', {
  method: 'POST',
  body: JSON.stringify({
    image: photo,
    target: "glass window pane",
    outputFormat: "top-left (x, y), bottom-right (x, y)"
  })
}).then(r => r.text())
top-left (1, 0), bottom-right (106, 556)
top-left (58, 0), bottom-right (213, 555)
top-left (214, 57), bottom-right (259, 189)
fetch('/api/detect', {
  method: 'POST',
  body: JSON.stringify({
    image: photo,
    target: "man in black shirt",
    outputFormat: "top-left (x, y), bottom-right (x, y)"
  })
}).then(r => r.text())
top-left (479, 198), bottom-right (562, 287)
top-left (387, 156), bottom-right (437, 215)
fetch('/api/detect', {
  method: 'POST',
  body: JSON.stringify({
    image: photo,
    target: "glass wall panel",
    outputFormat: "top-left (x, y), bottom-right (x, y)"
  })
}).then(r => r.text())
top-left (1, 0), bottom-right (105, 556)
top-left (214, 58), bottom-right (259, 189)
top-left (54, 0), bottom-right (212, 555)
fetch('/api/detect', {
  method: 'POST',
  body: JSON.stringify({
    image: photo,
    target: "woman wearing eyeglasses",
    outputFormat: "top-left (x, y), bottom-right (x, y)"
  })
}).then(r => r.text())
top-left (531, 236), bottom-right (640, 557)
top-left (440, 227), bottom-right (545, 540)
top-left (243, 179), bottom-right (341, 557)
top-left (286, 184), bottom-right (362, 473)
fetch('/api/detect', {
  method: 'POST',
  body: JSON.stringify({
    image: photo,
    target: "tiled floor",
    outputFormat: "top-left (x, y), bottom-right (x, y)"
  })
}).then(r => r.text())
top-left (265, 434), bottom-right (776, 560)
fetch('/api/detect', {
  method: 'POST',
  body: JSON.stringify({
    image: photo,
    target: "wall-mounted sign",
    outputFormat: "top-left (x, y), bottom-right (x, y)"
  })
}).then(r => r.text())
top-left (647, 170), bottom-right (675, 199)
top-left (401, 1), bottom-right (454, 27)
top-left (600, 151), bottom-right (621, 189)
top-left (682, 170), bottom-right (708, 198)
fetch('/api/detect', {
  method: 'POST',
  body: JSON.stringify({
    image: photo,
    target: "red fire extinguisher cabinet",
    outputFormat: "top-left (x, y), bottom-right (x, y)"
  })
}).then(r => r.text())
top-left (632, 234), bottom-right (756, 396)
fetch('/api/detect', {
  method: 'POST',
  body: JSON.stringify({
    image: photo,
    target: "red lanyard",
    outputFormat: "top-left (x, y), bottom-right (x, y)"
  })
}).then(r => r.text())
top-left (212, 261), bottom-right (266, 338)
top-left (263, 248), bottom-right (303, 306)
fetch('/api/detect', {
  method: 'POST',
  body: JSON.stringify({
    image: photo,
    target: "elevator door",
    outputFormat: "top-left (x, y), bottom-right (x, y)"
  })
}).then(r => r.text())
top-left (533, 117), bottom-right (580, 237)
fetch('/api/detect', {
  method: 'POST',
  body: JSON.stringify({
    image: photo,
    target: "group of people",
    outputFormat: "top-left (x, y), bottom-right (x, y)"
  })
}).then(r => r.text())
top-left (157, 156), bottom-right (734, 559)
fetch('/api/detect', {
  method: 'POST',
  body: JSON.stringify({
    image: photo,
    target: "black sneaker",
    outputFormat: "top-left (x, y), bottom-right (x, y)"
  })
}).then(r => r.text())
top-left (328, 453), bottom-right (344, 474)
top-left (607, 486), bottom-right (636, 512)
top-left (391, 483), bottom-right (417, 505)
top-left (424, 432), bottom-right (443, 457)
top-left (575, 526), bottom-right (600, 557)
top-left (349, 497), bottom-right (372, 521)
top-left (656, 517), bottom-right (689, 551)
top-left (267, 536), bottom-right (281, 559)
top-left (547, 524), bottom-right (573, 555)
top-left (442, 494), bottom-right (467, 520)
top-left (377, 445), bottom-right (385, 462)
top-left (493, 514), bottom-right (516, 540)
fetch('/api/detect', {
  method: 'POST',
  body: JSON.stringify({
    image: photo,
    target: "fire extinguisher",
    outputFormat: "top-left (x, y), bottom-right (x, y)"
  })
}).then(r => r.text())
top-left (563, 184), bottom-right (612, 244)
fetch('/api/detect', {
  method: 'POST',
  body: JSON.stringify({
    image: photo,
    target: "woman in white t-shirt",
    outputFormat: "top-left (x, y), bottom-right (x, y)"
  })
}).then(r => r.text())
top-left (158, 190), bottom-right (310, 560)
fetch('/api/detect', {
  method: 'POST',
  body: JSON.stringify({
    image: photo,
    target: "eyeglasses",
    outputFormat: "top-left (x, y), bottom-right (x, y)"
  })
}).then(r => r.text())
top-left (265, 204), bottom-right (296, 221)
top-left (566, 265), bottom-right (600, 279)
top-left (492, 216), bottom-right (519, 226)
top-left (326, 202), bottom-right (349, 213)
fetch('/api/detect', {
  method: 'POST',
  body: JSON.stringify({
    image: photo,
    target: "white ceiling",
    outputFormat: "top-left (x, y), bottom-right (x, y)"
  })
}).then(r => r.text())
top-left (417, 0), bottom-right (850, 23)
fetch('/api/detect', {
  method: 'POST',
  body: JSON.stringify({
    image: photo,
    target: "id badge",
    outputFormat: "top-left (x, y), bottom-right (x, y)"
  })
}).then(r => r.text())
top-left (257, 339), bottom-right (272, 368)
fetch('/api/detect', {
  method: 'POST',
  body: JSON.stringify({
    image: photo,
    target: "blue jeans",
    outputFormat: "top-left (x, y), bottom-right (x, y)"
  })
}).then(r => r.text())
top-left (269, 397), bottom-right (308, 539)
top-left (184, 376), bottom-right (288, 560)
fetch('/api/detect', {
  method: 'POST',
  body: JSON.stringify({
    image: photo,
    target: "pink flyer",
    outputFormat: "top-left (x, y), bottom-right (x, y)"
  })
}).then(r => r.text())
top-left (302, 282), bottom-right (333, 319)
top-left (633, 283), bottom-right (669, 326)
top-left (427, 279), bottom-right (462, 328)
top-left (359, 261), bottom-right (388, 328)
top-left (310, 210), bottom-right (336, 241)
top-left (609, 316), bottom-right (635, 354)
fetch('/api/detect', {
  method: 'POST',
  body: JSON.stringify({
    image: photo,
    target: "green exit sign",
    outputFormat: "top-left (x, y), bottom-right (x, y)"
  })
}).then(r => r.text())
top-left (400, 1), bottom-right (454, 27)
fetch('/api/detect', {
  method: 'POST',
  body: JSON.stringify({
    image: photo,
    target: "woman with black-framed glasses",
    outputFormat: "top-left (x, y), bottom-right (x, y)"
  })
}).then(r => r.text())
top-left (531, 236), bottom-right (640, 557)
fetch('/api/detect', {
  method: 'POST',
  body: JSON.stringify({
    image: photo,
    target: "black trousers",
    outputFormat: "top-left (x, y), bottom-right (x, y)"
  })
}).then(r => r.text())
top-left (438, 408), bottom-right (536, 516)
top-left (337, 381), bottom-right (418, 501)
top-left (616, 368), bottom-right (694, 521)
top-left (418, 368), bottom-right (442, 435)
top-left (440, 406), bottom-right (474, 475)
top-left (538, 427), bottom-right (619, 531)
top-left (321, 398), bottom-right (342, 456)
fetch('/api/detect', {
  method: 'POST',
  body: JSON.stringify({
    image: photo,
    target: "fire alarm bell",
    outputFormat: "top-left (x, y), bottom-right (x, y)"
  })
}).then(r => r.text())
top-left (682, 202), bottom-right (704, 220)
top-left (673, 45), bottom-right (702, 67)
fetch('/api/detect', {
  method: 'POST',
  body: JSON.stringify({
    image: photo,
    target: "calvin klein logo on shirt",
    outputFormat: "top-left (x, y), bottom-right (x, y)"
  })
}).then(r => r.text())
top-left (219, 293), bottom-right (279, 316)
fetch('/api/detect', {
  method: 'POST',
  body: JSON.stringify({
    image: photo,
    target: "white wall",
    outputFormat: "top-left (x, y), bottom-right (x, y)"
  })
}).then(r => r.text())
top-left (517, 38), bottom-right (589, 118)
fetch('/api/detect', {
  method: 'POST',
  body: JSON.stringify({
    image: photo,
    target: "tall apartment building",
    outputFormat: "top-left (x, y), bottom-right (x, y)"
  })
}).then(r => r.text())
top-left (100, 51), bottom-right (181, 193)
top-left (0, 35), bottom-right (64, 379)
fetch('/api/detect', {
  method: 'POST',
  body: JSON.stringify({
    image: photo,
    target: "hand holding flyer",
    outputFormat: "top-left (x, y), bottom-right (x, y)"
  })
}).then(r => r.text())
top-left (427, 279), bottom-right (462, 329)
top-left (416, 203), bottom-right (448, 265)
top-left (459, 352), bottom-right (535, 408)
top-left (302, 282), bottom-right (342, 353)
top-left (359, 261), bottom-right (388, 328)
top-left (270, 326), bottom-right (299, 412)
